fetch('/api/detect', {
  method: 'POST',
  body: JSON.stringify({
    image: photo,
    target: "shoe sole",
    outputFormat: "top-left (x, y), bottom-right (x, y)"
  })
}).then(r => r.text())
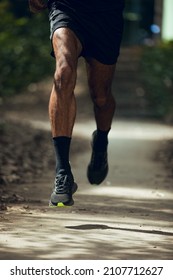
top-left (49, 182), bottom-right (78, 207)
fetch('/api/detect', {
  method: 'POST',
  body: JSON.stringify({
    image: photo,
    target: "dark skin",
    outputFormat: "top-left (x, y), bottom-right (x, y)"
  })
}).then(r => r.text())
top-left (29, 1), bottom-right (116, 138)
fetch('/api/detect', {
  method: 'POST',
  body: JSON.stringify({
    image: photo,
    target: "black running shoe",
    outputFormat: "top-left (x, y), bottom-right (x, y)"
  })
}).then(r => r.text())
top-left (87, 131), bottom-right (108, 185)
top-left (49, 170), bottom-right (78, 207)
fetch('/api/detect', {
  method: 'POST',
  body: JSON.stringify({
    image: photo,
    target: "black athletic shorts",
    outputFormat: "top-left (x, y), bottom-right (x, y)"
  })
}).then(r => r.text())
top-left (48, 1), bottom-right (124, 65)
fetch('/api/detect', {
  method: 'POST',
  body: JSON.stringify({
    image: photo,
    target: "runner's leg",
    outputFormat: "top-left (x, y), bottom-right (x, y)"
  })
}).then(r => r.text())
top-left (49, 28), bottom-right (82, 206)
top-left (49, 28), bottom-right (82, 137)
top-left (85, 58), bottom-right (116, 132)
top-left (86, 58), bottom-right (116, 184)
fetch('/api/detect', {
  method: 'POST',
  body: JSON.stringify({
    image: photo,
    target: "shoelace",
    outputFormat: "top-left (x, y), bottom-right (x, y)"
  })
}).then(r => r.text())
top-left (55, 175), bottom-right (71, 193)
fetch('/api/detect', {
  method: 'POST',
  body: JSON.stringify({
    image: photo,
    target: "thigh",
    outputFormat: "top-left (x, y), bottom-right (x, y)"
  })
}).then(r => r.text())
top-left (85, 58), bottom-right (116, 97)
top-left (52, 27), bottom-right (82, 68)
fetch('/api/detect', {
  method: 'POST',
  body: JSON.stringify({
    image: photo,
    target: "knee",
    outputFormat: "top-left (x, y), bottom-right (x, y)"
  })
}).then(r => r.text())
top-left (54, 62), bottom-right (76, 94)
top-left (89, 82), bottom-right (114, 108)
top-left (93, 96), bottom-right (109, 108)
top-left (91, 87), bottom-right (114, 108)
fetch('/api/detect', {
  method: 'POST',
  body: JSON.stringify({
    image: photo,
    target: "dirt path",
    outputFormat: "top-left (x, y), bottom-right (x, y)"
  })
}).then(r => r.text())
top-left (1, 119), bottom-right (173, 260)
top-left (0, 59), bottom-right (173, 260)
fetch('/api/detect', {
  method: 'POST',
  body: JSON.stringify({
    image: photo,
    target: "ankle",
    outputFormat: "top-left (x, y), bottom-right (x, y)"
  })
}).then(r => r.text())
top-left (53, 136), bottom-right (71, 174)
top-left (93, 129), bottom-right (109, 152)
top-left (56, 165), bottom-right (72, 176)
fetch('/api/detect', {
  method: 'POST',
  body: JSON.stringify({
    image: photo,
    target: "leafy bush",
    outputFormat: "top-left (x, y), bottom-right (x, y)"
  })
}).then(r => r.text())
top-left (140, 41), bottom-right (173, 119)
top-left (0, 0), bottom-right (54, 97)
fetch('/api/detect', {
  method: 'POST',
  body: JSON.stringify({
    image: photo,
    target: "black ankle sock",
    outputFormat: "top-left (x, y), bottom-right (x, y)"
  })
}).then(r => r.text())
top-left (53, 136), bottom-right (71, 174)
top-left (93, 128), bottom-right (110, 152)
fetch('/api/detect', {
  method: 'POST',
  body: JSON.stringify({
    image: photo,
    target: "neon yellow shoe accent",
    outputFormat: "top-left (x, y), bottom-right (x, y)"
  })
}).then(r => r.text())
top-left (57, 202), bottom-right (65, 207)
top-left (49, 203), bottom-right (65, 207)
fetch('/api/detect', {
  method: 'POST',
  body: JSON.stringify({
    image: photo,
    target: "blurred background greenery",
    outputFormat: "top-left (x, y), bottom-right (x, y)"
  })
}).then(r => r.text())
top-left (0, 0), bottom-right (54, 97)
top-left (141, 41), bottom-right (173, 119)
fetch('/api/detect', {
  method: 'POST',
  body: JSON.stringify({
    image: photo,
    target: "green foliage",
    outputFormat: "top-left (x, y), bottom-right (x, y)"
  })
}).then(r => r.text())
top-left (141, 41), bottom-right (173, 118)
top-left (0, 0), bottom-right (54, 97)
